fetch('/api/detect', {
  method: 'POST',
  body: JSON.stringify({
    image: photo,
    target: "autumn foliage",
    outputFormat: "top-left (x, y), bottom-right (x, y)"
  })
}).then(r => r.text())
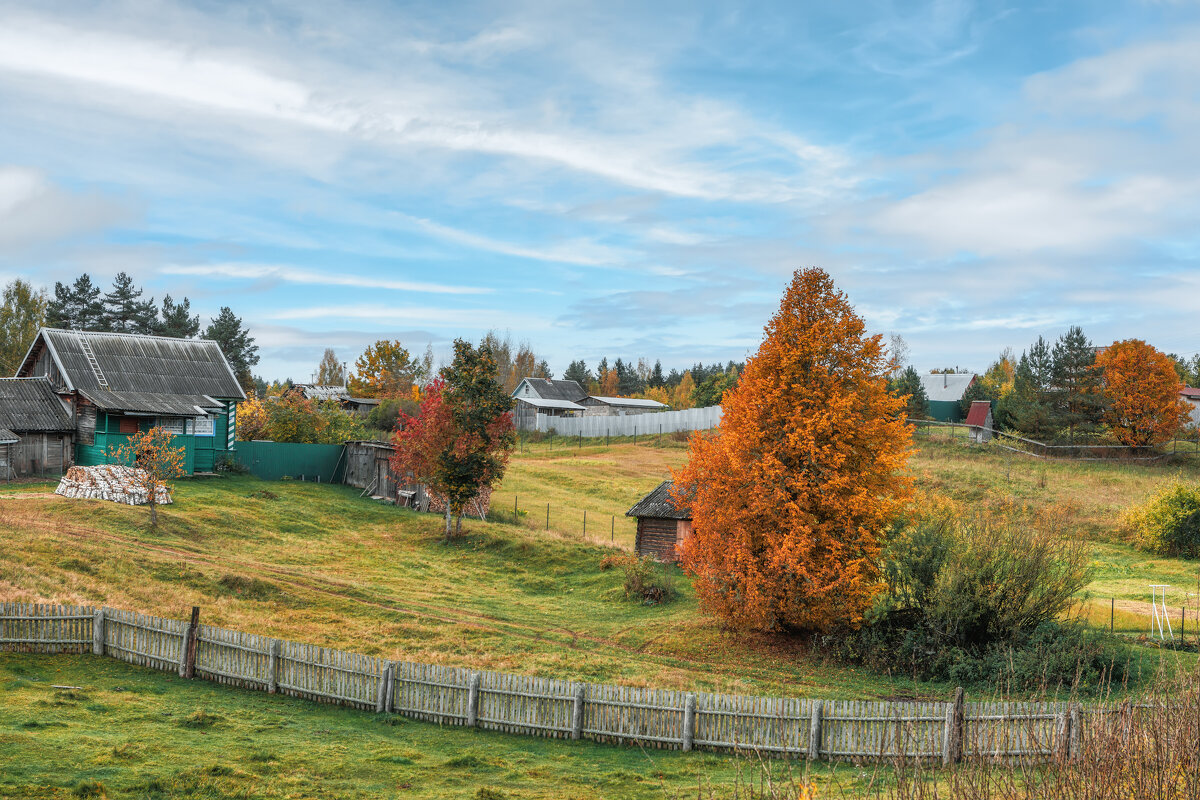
top-left (108, 427), bottom-right (186, 528)
top-left (1096, 339), bottom-right (1190, 447)
top-left (674, 268), bottom-right (913, 633)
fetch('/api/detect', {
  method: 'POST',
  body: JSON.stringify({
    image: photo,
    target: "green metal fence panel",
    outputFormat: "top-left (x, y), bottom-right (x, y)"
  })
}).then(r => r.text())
top-left (233, 441), bottom-right (346, 483)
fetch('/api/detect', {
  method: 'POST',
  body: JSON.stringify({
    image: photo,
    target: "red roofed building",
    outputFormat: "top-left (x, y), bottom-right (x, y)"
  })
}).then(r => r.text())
top-left (965, 400), bottom-right (993, 443)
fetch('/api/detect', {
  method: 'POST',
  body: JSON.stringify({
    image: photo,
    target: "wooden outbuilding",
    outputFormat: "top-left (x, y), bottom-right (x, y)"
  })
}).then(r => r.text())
top-left (626, 480), bottom-right (692, 563)
top-left (0, 377), bottom-right (75, 479)
top-left (965, 400), bottom-right (993, 443)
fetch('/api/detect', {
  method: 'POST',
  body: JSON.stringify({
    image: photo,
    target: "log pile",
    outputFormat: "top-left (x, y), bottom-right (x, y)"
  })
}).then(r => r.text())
top-left (55, 465), bottom-right (173, 506)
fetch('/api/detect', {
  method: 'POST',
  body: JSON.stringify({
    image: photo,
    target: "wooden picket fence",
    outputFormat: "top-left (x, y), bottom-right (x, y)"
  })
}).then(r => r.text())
top-left (0, 602), bottom-right (1101, 762)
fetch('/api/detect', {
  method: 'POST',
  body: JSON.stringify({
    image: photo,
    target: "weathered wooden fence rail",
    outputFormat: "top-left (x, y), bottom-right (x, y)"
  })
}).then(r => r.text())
top-left (2, 602), bottom-right (1101, 762)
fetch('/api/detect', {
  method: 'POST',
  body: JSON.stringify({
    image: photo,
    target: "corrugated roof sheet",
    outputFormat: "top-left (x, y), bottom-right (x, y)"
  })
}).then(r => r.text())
top-left (919, 373), bottom-right (976, 403)
top-left (0, 378), bottom-right (74, 432)
top-left (515, 397), bottom-right (586, 410)
top-left (626, 480), bottom-right (692, 520)
top-left (41, 328), bottom-right (245, 400)
top-left (77, 388), bottom-right (224, 416)
top-left (0, 428), bottom-right (18, 444)
top-left (965, 400), bottom-right (991, 427)
top-left (514, 378), bottom-right (587, 403)
top-left (589, 396), bottom-right (668, 408)
top-left (297, 384), bottom-right (350, 401)
top-left (1181, 387), bottom-right (1200, 399)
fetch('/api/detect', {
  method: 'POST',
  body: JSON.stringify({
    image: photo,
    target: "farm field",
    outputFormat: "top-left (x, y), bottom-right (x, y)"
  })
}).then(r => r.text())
top-left (1, 435), bottom-right (1197, 712)
top-left (0, 652), bottom-right (873, 799)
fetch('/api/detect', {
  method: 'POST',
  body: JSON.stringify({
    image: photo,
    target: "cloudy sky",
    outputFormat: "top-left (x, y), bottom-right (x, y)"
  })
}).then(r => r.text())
top-left (1, 1), bottom-right (1198, 380)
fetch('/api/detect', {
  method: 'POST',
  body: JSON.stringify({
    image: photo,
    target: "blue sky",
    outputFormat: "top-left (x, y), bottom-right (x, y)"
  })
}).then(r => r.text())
top-left (1, 1), bottom-right (1199, 381)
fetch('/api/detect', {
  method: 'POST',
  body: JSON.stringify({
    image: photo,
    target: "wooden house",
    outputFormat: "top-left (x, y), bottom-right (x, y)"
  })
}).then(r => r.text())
top-left (626, 480), bottom-right (692, 563)
top-left (15, 328), bottom-right (245, 475)
top-left (0, 377), bottom-right (75, 478)
top-left (293, 384), bottom-right (381, 418)
top-left (919, 373), bottom-right (977, 422)
top-left (1181, 387), bottom-right (1200, 427)
top-left (511, 378), bottom-right (587, 430)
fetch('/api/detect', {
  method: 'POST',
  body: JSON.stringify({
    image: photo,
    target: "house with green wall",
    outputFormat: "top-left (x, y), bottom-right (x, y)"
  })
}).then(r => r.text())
top-left (15, 328), bottom-right (245, 475)
top-left (919, 372), bottom-right (977, 423)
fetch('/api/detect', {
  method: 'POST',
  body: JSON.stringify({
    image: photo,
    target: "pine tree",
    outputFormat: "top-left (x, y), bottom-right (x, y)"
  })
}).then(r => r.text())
top-left (649, 360), bottom-right (665, 388)
top-left (204, 307), bottom-right (259, 391)
top-left (1050, 326), bottom-right (1105, 443)
top-left (45, 273), bottom-right (104, 330)
top-left (102, 272), bottom-right (158, 334)
top-left (157, 295), bottom-right (200, 338)
top-left (889, 365), bottom-right (929, 419)
top-left (563, 360), bottom-right (593, 387)
top-left (1007, 337), bottom-right (1057, 440)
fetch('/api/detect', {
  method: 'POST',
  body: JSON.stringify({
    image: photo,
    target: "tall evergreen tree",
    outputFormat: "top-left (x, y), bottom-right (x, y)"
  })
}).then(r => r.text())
top-left (1050, 326), bottom-right (1105, 442)
top-left (563, 360), bottom-right (592, 387)
top-left (102, 271), bottom-right (158, 333)
top-left (889, 365), bottom-right (930, 420)
top-left (204, 307), bottom-right (259, 391)
top-left (649, 359), bottom-right (665, 388)
top-left (157, 295), bottom-right (200, 338)
top-left (45, 273), bottom-right (104, 330)
top-left (1006, 337), bottom-right (1057, 440)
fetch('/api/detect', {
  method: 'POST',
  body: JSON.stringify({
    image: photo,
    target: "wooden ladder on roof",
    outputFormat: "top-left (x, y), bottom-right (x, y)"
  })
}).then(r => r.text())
top-left (78, 335), bottom-right (109, 389)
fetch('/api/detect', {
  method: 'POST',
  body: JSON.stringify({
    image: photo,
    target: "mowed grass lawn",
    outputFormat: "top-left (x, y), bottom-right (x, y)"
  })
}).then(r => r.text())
top-left (1, 653), bottom-right (878, 800)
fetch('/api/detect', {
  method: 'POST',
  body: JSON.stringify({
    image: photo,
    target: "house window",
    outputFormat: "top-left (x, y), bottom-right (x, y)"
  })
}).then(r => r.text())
top-left (154, 417), bottom-right (186, 436)
top-left (118, 417), bottom-right (138, 435)
top-left (193, 416), bottom-right (215, 437)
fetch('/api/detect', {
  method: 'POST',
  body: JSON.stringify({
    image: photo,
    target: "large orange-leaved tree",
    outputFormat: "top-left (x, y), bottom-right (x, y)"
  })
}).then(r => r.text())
top-left (1096, 339), bottom-right (1190, 448)
top-left (674, 268), bottom-right (913, 633)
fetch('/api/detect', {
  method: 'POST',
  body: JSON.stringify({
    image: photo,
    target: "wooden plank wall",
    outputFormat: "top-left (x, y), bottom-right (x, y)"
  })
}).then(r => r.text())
top-left (0, 603), bottom-right (1116, 763)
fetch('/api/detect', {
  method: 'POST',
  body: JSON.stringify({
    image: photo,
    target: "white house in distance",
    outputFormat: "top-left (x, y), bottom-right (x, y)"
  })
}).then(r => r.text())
top-left (1181, 387), bottom-right (1200, 427)
top-left (511, 377), bottom-right (667, 430)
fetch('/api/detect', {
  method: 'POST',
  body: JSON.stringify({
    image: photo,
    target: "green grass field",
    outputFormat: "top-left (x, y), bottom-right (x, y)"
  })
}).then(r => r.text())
top-left (0, 652), bottom-right (874, 799)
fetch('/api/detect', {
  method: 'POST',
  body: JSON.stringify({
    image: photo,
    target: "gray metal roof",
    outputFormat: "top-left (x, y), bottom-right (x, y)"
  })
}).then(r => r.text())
top-left (588, 396), bottom-right (668, 408)
top-left (32, 328), bottom-right (245, 408)
top-left (513, 378), bottom-right (587, 403)
top-left (919, 373), bottom-right (976, 403)
top-left (0, 428), bottom-right (18, 444)
top-left (0, 378), bottom-right (74, 432)
top-left (626, 480), bottom-right (692, 520)
top-left (77, 388), bottom-right (224, 416)
top-left (515, 397), bottom-right (586, 411)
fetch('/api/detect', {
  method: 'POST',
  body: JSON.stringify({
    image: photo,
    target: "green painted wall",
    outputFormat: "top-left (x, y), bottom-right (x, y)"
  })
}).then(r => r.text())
top-left (927, 399), bottom-right (963, 423)
top-left (75, 403), bottom-right (239, 475)
top-left (232, 440), bottom-right (346, 483)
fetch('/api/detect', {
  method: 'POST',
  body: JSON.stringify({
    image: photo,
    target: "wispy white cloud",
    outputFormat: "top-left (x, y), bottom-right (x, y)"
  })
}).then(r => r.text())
top-left (160, 263), bottom-right (491, 295)
top-left (265, 303), bottom-right (551, 331)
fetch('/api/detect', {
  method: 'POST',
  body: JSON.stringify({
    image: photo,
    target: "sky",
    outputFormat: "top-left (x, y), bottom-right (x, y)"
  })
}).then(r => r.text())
top-left (1, 0), bottom-right (1199, 382)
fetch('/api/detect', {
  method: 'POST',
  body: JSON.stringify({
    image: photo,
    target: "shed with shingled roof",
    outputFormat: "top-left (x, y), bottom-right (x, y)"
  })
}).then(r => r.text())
top-left (0, 377), bottom-right (75, 478)
top-left (626, 480), bottom-right (693, 563)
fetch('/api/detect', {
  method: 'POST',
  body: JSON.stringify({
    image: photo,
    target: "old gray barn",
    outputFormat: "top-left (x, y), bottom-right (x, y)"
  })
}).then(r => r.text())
top-left (0, 377), bottom-right (75, 479)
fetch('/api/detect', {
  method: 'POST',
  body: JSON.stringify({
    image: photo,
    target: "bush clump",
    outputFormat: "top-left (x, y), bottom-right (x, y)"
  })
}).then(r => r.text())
top-left (1124, 482), bottom-right (1200, 557)
top-left (600, 552), bottom-right (676, 604)
top-left (841, 506), bottom-right (1134, 692)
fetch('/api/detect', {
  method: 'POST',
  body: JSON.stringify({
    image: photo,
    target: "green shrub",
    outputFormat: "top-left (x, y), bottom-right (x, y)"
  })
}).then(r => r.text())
top-left (73, 780), bottom-right (107, 799)
top-left (600, 552), bottom-right (676, 604)
top-left (1124, 482), bottom-right (1200, 557)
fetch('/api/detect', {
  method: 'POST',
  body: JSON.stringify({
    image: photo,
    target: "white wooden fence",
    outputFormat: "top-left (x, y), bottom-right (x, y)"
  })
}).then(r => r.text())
top-left (534, 405), bottom-right (722, 437)
top-left (1, 602), bottom-right (1096, 762)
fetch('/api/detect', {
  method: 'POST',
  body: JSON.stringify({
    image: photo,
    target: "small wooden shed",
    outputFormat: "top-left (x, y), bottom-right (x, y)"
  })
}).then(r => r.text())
top-left (626, 480), bottom-right (692, 563)
top-left (965, 400), bottom-right (993, 443)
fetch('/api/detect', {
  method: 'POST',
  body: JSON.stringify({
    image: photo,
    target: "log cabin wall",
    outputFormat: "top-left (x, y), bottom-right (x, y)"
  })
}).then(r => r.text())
top-left (636, 517), bottom-right (683, 562)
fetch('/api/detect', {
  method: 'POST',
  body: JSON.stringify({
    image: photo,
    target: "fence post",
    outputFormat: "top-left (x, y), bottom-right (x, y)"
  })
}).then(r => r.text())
top-left (1068, 704), bottom-right (1081, 761)
top-left (467, 672), bottom-right (482, 727)
top-left (943, 687), bottom-right (965, 765)
top-left (179, 606), bottom-right (200, 679)
top-left (546, 504), bottom-right (549, 531)
top-left (808, 700), bottom-right (822, 761)
top-left (267, 639), bottom-right (280, 694)
top-left (375, 662), bottom-right (392, 713)
top-left (583, 510), bottom-right (586, 535)
top-left (1054, 709), bottom-right (1070, 761)
top-left (682, 693), bottom-right (697, 752)
top-left (572, 685), bottom-right (586, 740)
top-left (91, 609), bottom-right (105, 656)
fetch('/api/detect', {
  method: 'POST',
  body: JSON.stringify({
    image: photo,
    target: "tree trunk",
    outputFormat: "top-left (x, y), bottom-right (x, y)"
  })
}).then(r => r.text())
top-left (443, 502), bottom-right (452, 542)
top-left (148, 488), bottom-right (157, 528)
top-left (455, 514), bottom-right (462, 536)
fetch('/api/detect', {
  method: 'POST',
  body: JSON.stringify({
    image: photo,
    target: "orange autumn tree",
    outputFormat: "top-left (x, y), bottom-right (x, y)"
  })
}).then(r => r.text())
top-left (674, 268), bottom-right (913, 633)
top-left (1096, 339), bottom-right (1190, 448)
